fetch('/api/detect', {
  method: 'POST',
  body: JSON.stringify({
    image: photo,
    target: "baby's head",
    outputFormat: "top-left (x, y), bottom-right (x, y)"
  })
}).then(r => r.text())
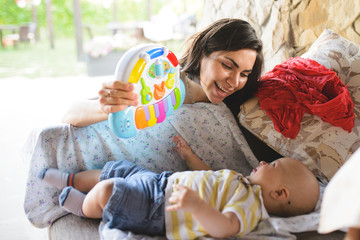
top-left (247, 157), bottom-right (319, 217)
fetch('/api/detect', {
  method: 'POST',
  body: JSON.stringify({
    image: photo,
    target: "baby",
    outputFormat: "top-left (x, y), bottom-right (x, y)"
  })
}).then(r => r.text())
top-left (39, 135), bottom-right (319, 239)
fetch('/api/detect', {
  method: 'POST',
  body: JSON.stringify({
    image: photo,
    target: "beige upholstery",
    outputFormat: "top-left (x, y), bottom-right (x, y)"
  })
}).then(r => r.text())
top-left (48, 214), bottom-right (344, 240)
top-left (49, 214), bottom-right (100, 240)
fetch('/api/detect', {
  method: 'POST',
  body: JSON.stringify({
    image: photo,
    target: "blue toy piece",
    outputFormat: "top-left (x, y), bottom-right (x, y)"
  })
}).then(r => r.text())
top-left (109, 44), bottom-right (186, 138)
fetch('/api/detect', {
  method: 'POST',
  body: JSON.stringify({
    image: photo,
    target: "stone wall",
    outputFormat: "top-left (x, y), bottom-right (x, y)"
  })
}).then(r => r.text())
top-left (200, 0), bottom-right (360, 72)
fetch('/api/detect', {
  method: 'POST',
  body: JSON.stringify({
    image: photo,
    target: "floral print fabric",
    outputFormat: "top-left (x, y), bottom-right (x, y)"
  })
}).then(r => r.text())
top-left (23, 102), bottom-right (258, 228)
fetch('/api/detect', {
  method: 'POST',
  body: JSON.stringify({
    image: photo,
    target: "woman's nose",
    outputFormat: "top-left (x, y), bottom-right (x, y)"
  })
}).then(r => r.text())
top-left (228, 74), bottom-right (247, 90)
top-left (260, 161), bottom-right (267, 166)
top-left (227, 75), bottom-right (239, 89)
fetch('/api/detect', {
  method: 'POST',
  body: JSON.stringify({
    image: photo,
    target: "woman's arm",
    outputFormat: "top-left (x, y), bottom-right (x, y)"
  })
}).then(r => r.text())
top-left (62, 81), bottom-right (138, 127)
top-left (166, 184), bottom-right (240, 238)
top-left (62, 99), bottom-right (108, 127)
top-left (172, 135), bottom-right (211, 170)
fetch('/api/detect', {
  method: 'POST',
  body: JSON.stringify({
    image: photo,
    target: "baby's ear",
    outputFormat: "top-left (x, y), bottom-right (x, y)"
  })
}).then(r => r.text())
top-left (270, 187), bottom-right (290, 201)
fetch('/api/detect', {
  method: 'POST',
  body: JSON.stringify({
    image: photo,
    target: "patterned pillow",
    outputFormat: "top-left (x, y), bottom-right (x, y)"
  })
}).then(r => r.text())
top-left (238, 29), bottom-right (360, 182)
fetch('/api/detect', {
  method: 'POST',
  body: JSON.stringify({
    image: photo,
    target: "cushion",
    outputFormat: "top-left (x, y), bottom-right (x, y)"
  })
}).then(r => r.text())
top-left (238, 29), bottom-right (360, 182)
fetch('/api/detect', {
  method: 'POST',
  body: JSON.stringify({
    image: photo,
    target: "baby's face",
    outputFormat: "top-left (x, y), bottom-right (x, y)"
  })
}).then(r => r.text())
top-left (247, 158), bottom-right (293, 187)
top-left (247, 158), bottom-right (319, 216)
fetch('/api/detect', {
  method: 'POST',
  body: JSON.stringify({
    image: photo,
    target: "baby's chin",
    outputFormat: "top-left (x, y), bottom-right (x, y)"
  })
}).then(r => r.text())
top-left (245, 175), bottom-right (253, 184)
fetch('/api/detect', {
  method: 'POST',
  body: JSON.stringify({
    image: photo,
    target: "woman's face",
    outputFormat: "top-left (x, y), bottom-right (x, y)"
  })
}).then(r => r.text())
top-left (199, 49), bottom-right (257, 103)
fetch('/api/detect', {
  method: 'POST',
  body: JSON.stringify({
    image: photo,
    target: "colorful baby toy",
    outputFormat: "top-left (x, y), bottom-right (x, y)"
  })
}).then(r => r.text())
top-left (109, 44), bottom-right (186, 138)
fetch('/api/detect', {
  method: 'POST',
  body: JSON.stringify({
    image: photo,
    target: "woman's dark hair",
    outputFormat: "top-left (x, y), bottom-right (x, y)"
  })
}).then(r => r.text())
top-left (180, 18), bottom-right (264, 114)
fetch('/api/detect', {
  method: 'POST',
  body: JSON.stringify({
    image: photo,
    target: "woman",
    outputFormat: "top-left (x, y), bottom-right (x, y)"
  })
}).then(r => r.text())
top-left (62, 18), bottom-right (264, 126)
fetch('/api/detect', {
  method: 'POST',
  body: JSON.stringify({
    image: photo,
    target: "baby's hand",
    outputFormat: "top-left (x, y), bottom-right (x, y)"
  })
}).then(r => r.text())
top-left (173, 135), bottom-right (211, 170)
top-left (172, 135), bottom-right (194, 161)
top-left (166, 184), bottom-right (202, 212)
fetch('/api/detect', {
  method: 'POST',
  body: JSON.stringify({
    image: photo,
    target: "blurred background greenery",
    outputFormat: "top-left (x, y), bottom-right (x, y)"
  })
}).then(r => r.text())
top-left (0, 38), bottom-right (86, 78)
top-left (0, 0), bottom-right (203, 78)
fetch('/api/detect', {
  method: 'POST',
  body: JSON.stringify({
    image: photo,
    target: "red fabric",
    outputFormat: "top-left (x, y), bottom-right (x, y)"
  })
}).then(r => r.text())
top-left (256, 57), bottom-right (355, 139)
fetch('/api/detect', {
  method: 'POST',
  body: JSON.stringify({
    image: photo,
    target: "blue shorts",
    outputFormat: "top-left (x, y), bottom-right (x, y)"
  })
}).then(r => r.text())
top-left (100, 160), bottom-right (172, 236)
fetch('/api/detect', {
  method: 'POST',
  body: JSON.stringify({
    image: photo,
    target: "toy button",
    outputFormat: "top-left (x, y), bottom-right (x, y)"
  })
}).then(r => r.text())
top-left (165, 71), bottom-right (175, 89)
top-left (154, 81), bottom-right (165, 100)
top-left (148, 64), bottom-right (155, 78)
top-left (170, 91), bottom-right (176, 106)
top-left (140, 78), bottom-right (152, 104)
top-left (128, 59), bottom-right (145, 83)
top-left (154, 59), bottom-right (163, 79)
top-left (143, 105), bottom-right (150, 121)
top-left (163, 96), bottom-right (168, 112)
top-left (135, 107), bottom-right (148, 129)
top-left (147, 47), bottom-right (164, 59)
top-left (147, 105), bottom-right (157, 126)
top-left (163, 60), bottom-right (170, 74)
top-left (165, 94), bottom-right (174, 117)
top-left (167, 50), bottom-right (178, 66)
top-left (156, 100), bottom-right (166, 123)
top-left (173, 87), bottom-right (181, 110)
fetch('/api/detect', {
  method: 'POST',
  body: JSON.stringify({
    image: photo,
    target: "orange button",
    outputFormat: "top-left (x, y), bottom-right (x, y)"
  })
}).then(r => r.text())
top-left (135, 107), bottom-right (148, 129)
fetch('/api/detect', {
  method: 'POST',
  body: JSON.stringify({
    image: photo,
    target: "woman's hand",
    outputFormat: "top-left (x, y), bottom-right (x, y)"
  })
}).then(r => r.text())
top-left (98, 80), bottom-right (139, 114)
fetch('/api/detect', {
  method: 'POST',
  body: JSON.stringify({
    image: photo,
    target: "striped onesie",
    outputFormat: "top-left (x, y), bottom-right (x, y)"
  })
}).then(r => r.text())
top-left (164, 169), bottom-right (269, 239)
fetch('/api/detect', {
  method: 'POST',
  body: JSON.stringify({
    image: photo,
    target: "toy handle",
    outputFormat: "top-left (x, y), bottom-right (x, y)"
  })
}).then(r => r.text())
top-left (109, 108), bottom-right (137, 138)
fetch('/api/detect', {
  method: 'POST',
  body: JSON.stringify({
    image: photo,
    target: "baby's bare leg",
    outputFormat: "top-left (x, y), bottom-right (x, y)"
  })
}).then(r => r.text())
top-left (73, 169), bottom-right (102, 192)
top-left (81, 179), bottom-right (114, 218)
top-left (39, 168), bottom-right (101, 192)
top-left (59, 179), bottom-right (113, 219)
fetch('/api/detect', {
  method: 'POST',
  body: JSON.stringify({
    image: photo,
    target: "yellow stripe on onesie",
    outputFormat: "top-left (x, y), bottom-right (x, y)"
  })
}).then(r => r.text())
top-left (169, 211), bottom-right (180, 239)
top-left (218, 170), bottom-right (237, 209)
top-left (184, 172), bottom-right (198, 239)
top-left (224, 183), bottom-right (263, 236)
top-left (196, 171), bottom-right (212, 235)
top-left (169, 177), bottom-right (181, 240)
top-left (248, 187), bottom-right (262, 231)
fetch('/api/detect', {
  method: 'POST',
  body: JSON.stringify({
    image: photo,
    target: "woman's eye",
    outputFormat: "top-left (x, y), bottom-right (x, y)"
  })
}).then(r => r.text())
top-left (240, 73), bottom-right (249, 78)
top-left (222, 63), bottom-right (232, 70)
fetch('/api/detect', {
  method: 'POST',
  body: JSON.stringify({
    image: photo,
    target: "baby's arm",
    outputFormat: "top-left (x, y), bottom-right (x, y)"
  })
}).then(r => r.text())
top-left (172, 135), bottom-right (211, 170)
top-left (166, 184), bottom-right (240, 238)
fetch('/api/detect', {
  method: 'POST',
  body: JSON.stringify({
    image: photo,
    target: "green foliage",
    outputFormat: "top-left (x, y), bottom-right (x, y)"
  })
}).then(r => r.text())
top-left (0, 0), bottom-right (33, 24)
top-left (0, 0), bottom-right (174, 37)
top-left (0, 0), bottom-right (201, 78)
top-left (0, 38), bottom-right (86, 78)
top-left (51, 0), bottom-right (76, 36)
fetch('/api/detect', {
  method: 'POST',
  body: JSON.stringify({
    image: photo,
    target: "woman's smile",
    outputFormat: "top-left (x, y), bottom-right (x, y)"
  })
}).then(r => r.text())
top-left (215, 81), bottom-right (231, 98)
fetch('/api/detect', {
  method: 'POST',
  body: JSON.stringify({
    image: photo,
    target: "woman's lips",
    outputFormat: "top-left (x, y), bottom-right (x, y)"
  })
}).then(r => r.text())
top-left (215, 82), bottom-right (229, 98)
top-left (215, 82), bottom-right (229, 93)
